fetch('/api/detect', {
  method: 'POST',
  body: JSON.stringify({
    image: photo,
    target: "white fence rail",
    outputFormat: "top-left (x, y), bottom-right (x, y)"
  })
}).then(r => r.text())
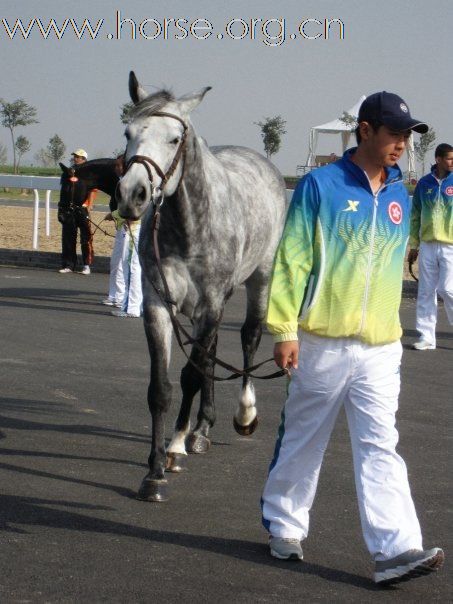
top-left (0, 174), bottom-right (61, 250)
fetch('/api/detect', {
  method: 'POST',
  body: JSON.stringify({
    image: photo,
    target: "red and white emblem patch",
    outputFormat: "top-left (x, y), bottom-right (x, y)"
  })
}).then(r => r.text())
top-left (446, 186), bottom-right (453, 196)
top-left (388, 201), bottom-right (402, 224)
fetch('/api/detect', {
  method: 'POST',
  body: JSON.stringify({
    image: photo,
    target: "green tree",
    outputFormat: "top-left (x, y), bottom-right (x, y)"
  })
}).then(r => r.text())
top-left (15, 135), bottom-right (31, 170)
top-left (47, 134), bottom-right (66, 166)
top-left (339, 111), bottom-right (358, 130)
top-left (255, 116), bottom-right (287, 158)
top-left (0, 99), bottom-right (38, 173)
top-left (120, 101), bottom-right (134, 124)
top-left (414, 128), bottom-right (436, 174)
top-left (34, 148), bottom-right (53, 167)
top-left (0, 142), bottom-right (7, 165)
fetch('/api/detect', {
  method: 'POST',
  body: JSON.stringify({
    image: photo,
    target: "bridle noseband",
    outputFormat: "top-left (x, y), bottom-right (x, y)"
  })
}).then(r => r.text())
top-left (122, 111), bottom-right (188, 197)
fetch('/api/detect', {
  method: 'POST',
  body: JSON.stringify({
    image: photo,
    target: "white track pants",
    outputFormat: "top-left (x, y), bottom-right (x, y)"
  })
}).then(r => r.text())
top-left (107, 229), bottom-right (127, 305)
top-left (416, 242), bottom-right (453, 345)
top-left (122, 225), bottom-right (142, 317)
top-left (262, 333), bottom-right (423, 560)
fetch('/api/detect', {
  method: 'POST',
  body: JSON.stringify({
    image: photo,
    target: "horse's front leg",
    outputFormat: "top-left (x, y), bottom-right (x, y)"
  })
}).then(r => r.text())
top-left (137, 301), bottom-right (173, 502)
top-left (167, 312), bottom-right (220, 463)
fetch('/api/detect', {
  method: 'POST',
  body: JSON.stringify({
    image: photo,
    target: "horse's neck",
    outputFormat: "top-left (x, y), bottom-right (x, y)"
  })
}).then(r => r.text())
top-left (80, 162), bottom-right (117, 196)
top-left (166, 135), bottom-right (211, 241)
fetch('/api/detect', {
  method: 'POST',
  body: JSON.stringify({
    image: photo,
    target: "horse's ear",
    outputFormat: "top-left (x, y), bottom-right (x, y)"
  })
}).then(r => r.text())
top-left (129, 71), bottom-right (148, 104)
top-left (177, 87), bottom-right (212, 115)
top-left (59, 162), bottom-right (69, 173)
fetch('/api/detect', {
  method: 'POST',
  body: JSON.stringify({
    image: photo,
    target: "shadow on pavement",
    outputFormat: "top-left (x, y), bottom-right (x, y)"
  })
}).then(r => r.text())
top-left (0, 492), bottom-right (386, 592)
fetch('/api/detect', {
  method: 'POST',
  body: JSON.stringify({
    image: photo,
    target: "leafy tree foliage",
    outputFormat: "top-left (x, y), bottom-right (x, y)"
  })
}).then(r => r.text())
top-left (15, 135), bottom-right (31, 170)
top-left (339, 111), bottom-right (358, 130)
top-left (0, 142), bottom-right (7, 165)
top-left (0, 99), bottom-right (38, 173)
top-left (34, 148), bottom-right (53, 167)
top-left (120, 102), bottom-right (134, 125)
top-left (414, 128), bottom-right (436, 174)
top-left (47, 134), bottom-right (66, 166)
top-left (255, 116), bottom-right (287, 158)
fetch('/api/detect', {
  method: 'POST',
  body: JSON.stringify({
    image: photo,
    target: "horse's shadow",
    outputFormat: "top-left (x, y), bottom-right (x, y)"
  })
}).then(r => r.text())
top-left (0, 397), bottom-right (149, 445)
top-left (0, 492), bottom-right (386, 592)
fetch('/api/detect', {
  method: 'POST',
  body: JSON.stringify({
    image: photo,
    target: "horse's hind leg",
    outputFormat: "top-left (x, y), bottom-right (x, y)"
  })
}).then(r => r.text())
top-left (166, 348), bottom-right (205, 470)
top-left (233, 273), bottom-right (267, 436)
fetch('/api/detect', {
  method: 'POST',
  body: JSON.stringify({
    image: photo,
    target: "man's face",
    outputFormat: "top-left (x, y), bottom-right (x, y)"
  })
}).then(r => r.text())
top-left (364, 125), bottom-right (411, 167)
top-left (72, 154), bottom-right (86, 165)
top-left (436, 151), bottom-right (453, 175)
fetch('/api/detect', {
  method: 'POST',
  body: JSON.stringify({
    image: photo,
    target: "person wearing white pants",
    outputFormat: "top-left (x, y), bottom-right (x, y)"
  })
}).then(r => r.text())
top-left (262, 92), bottom-right (444, 585)
top-left (111, 219), bottom-right (143, 318)
top-left (262, 334), bottom-right (422, 558)
top-left (408, 143), bottom-right (453, 350)
top-left (102, 214), bottom-right (127, 307)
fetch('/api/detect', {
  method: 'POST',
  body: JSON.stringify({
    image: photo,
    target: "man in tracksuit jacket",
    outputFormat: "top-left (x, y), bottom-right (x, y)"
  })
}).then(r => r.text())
top-left (261, 92), bottom-right (444, 585)
top-left (408, 143), bottom-right (453, 349)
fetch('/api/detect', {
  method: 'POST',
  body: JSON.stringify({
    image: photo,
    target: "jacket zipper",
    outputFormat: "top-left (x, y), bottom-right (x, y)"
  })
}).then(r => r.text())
top-left (359, 187), bottom-right (381, 335)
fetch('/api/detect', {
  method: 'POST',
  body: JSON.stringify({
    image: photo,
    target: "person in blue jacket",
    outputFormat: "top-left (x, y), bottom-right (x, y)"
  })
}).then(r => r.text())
top-left (408, 143), bottom-right (453, 349)
top-left (261, 92), bottom-right (444, 585)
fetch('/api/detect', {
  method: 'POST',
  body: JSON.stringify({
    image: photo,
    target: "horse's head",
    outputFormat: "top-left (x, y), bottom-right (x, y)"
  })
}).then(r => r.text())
top-left (59, 162), bottom-right (90, 207)
top-left (116, 71), bottom-right (211, 220)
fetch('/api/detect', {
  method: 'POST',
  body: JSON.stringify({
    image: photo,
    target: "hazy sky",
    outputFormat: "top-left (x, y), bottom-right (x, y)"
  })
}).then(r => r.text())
top-left (1, 0), bottom-right (451, 175)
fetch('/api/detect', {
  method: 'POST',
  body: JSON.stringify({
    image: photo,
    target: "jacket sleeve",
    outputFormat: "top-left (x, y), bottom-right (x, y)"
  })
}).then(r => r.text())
top-left (266, 174), bottom-right (319, 342)
top-left (409, 182), bottom-right (422, 248)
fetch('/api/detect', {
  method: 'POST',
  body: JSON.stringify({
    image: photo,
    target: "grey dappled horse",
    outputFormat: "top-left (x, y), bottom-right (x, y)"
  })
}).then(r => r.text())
top-left (117, 72), bottom-right (287, 501)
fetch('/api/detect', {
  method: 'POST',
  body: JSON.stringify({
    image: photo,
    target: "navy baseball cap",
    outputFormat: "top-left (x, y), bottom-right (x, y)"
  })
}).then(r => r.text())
top-left (358, 92), bottom-right (428, 134)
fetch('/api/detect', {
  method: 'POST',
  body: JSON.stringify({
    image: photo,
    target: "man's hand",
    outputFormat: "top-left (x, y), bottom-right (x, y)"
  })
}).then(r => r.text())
top-left (408, 248), bottom-right (419, 264)
top-left (274, 340), bottom-right (299, 370)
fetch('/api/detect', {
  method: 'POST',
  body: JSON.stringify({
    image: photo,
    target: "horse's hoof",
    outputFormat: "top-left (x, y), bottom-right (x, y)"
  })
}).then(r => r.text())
top-left (186, 433), bottom-right (211, 454)
top-left (166, 453), bottom-right (187, 473)
top-left (233, 414), bottom-right (259, 436)
top-left (136, 477), bottom-right (169, 502)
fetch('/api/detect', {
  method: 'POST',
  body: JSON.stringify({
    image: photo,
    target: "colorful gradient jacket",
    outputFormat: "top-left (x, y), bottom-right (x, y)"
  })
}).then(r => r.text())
top-left (409, 168), bottom-right (453, 247)
top-left (266, 149), bottom-right (410, 345)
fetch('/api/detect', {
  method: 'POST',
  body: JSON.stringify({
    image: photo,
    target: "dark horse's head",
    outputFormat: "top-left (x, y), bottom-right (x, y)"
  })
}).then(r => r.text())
top-left (59, 163), bottom-right (91, 208)
top-left (59, 158), bottom-right (122, 209)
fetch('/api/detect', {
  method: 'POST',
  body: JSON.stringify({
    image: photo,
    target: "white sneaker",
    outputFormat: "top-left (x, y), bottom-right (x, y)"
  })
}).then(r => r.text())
top-left (412, 338), bottom-right (435, 350)
top-left (374, 547), bottom-right (444, 584)
top-left (58, 268), bottom-right (72, 274)
top-left (269, 536), bottom-right (303, 560)
top-left (102, 298), bottom-right (115, 306)
top-left (80, 266), bottom-right (91, 275)
top-left (111, 310), bottom-right (140, 318)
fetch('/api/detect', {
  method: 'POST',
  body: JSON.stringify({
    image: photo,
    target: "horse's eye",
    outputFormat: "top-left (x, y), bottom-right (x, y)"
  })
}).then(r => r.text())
top-left (170, 137), bottom-right (180, 145)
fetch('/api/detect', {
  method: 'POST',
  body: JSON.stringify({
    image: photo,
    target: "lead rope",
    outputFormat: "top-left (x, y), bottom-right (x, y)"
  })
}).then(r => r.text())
top-left (140, 201), bottom-right (286, 381)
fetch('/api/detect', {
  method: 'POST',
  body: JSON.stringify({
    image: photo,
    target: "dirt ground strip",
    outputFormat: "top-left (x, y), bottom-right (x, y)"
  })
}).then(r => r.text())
top-left (0, 206), bottom-right (116, 256)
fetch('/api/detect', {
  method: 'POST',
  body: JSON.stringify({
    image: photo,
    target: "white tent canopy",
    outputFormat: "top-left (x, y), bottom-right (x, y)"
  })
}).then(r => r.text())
top-left (306, 95), bottom-right (416, 177)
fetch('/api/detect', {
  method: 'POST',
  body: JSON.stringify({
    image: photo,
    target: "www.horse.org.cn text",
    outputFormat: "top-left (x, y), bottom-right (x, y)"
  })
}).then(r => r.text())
top-left (1, 12), bottom-right (346, 47)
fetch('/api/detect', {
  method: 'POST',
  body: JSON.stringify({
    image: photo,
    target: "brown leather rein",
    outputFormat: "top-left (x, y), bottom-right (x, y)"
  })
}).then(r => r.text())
top-left (122, 111), bottom-right (287, 382)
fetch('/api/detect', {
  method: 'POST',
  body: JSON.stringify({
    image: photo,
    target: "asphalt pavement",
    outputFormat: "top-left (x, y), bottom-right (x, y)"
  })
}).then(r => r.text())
top-left (0, 266), bottom-right (451, 603)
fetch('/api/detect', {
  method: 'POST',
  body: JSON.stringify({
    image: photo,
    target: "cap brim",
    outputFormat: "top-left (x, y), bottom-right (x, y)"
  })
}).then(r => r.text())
top-left (410, 122), bottom-right (429, 134)
top-left (384, 116), bottom-right (428, 134)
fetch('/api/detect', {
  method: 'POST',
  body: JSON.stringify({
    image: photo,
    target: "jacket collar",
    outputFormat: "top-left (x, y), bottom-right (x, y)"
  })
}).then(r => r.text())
top-left (341, 147), bottom-right (403, 191)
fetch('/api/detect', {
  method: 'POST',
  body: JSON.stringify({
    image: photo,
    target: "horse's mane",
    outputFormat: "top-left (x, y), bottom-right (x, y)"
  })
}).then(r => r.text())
top-left (130, 90), bottom-right (174, 120)
top-left (74, 158), bottom-right (117, 173)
